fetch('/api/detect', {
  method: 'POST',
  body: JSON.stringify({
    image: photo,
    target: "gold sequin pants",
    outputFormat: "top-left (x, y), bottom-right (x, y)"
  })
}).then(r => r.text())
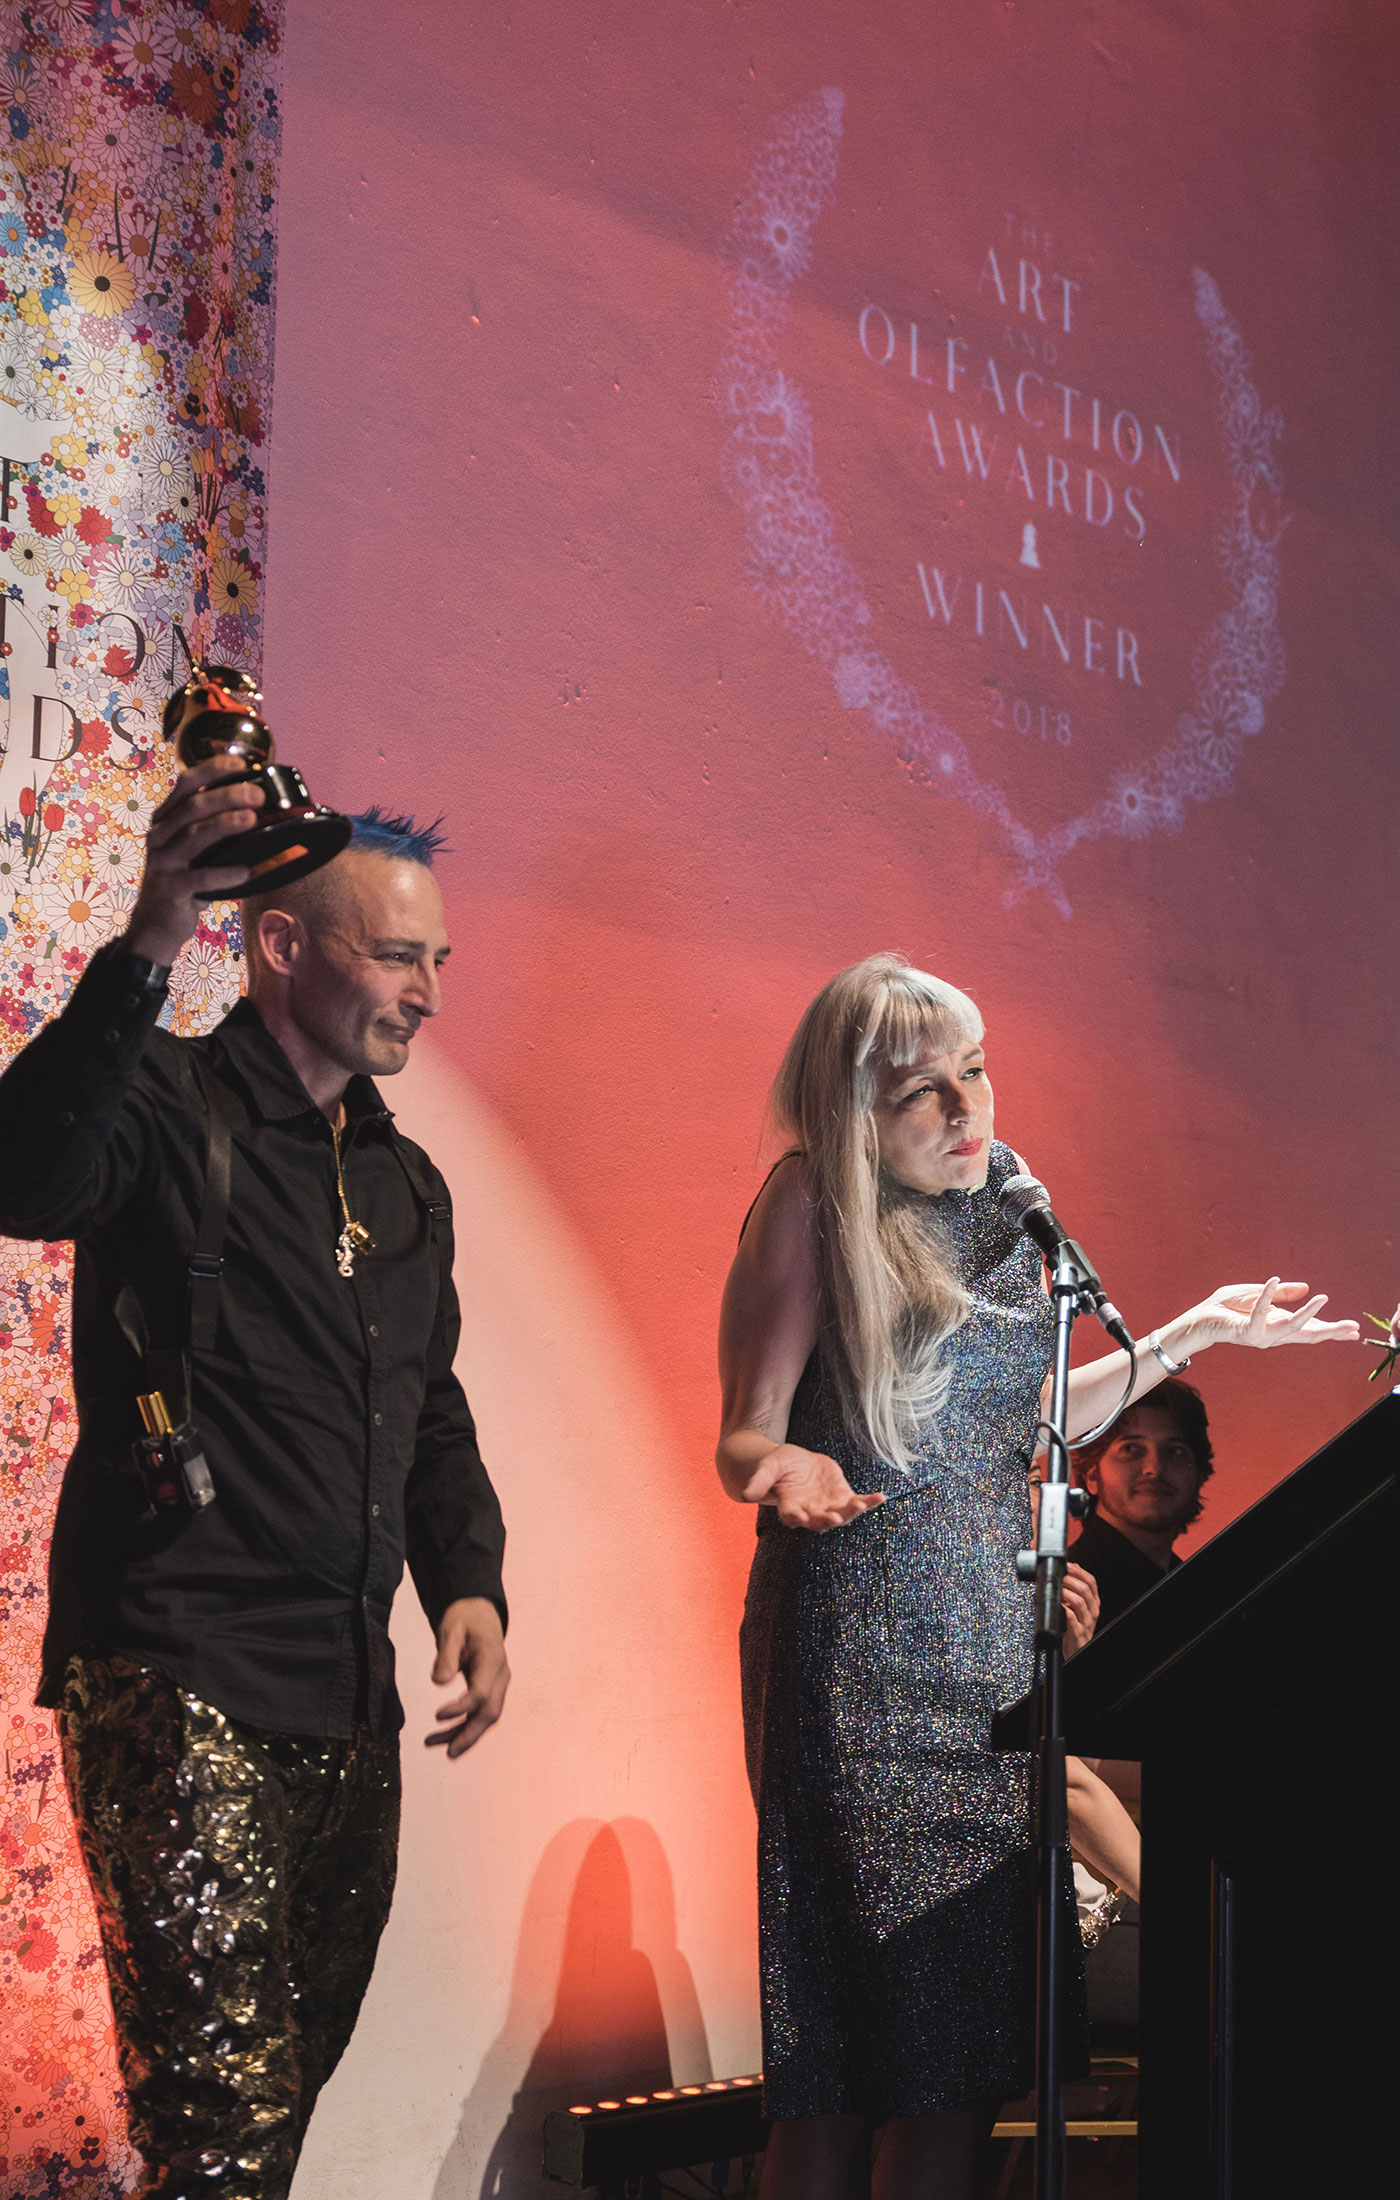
top-left (59, 1655), bottom-right (401, 2200)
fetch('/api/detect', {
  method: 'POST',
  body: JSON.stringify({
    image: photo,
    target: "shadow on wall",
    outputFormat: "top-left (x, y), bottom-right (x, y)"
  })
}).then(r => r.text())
top-left (440, 1818), bottom-right (712, 2200)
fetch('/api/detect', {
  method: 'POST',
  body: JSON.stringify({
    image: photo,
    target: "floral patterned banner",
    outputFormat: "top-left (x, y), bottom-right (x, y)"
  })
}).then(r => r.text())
top-left (0, 7), bottom-right (282, 2191)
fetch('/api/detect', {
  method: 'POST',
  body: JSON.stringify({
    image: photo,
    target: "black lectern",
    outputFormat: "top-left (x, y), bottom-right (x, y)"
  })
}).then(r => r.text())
top-left (993, 1392), bottom-right (1397, 2198)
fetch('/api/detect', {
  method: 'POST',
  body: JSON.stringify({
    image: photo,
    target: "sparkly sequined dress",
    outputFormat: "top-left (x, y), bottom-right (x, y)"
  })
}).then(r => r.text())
top-left (740, 1141), bottom-right (1054, 2120)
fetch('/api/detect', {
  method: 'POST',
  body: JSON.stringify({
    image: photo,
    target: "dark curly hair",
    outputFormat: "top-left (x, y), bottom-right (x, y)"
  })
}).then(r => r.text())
top-left (1074, 1376), bottom-right (1215, 1529)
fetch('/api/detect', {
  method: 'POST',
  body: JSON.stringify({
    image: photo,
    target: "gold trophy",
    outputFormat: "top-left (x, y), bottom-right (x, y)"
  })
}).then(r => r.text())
top-left (162, 659), bottom-right (352, 898)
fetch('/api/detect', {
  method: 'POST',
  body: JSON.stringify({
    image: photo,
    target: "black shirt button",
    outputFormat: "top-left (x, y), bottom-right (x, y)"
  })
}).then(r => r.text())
top-left (103, 1029), bottom-right (120, 1045)
top-left (369, 1323), bottom-right (379, 1338)
top-left (58, 1111), bottom-right (75, 1128)
top-left (124, 994), bottom-right (141, 1010)
top-left (373, 1412), bottom-right (383, 1427)
top-left (371, 1502), bottom-right (381, 1518)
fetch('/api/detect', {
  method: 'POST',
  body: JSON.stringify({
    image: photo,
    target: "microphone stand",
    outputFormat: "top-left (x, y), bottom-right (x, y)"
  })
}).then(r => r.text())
top-left (1018, 1241), bottom-right (1093, 2200)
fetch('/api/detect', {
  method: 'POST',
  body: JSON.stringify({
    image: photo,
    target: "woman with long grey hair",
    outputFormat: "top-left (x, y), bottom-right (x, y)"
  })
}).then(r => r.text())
top-left (718, 953), bottom-right (1356, 2200)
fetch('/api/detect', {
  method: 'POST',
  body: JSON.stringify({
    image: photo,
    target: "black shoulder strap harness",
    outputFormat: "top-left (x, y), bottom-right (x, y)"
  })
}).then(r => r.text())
top-left (110, 1053), bottom-right (239, 1511)
top-left (389, 1136), bottom-right (454, 1327)
top-left (113, 1051), bottom-right (240, 1405)
top-left (186, 1053), bottom-right (237, 1356)
top-left (110, 1056), bottom-right (455, 1514)
top-left (115, 1062), bottom-right (455, 1388)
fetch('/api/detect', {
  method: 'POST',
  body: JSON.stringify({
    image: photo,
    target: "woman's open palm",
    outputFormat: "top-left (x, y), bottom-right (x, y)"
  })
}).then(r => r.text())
top-left (1193, 1278), bottom-right (1359, 1350)
top-left (743, 1443), bottom-right (886, 1532)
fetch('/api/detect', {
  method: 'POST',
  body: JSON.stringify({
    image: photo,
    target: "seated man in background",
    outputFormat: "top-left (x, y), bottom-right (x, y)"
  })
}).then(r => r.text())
top-left (1070, 1376), bottom-right (1215, 1629)
top-left (1062, 1384), bottom-right (1216, 2038)
top-left (1067, 1376), bottom-right (1216, 1833)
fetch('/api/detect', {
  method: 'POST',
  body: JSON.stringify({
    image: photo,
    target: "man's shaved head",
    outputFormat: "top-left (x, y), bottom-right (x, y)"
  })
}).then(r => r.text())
top-left (243, 848), bottom-right (361, 959)
top-left (243, 804), bottom-right (448, 960)
top-left (241, 832), bottom-right (451, 1107)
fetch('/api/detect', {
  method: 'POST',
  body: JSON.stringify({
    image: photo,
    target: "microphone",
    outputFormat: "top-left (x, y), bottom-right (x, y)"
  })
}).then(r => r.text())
top-left (998, 1174), bottom-right (1136, 1355)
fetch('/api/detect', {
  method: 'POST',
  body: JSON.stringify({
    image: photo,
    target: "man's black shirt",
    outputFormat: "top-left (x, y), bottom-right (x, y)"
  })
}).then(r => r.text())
top-left (1070, 1509), bottom-right (1178, 1631)
top-left (0, 940), bottom-right (506, 1738)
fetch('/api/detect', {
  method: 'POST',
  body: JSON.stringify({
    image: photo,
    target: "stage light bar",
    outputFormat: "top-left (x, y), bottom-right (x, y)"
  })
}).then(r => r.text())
top-left (544, 2058), bottom-right (1137, 2187)
top-left (544, 2076), bottom-right (765, 2187)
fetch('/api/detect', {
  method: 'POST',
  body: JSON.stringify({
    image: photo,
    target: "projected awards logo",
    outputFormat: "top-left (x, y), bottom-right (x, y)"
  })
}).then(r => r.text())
top-left (717, 90), bottom-right (1286, 916)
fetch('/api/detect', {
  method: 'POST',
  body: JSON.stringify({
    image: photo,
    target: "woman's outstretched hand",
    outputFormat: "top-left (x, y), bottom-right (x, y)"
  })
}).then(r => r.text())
top-left (1189, 1278), bottom-right (1359, 1351)
top-left (743, 1442), bottom-right (886, 1532)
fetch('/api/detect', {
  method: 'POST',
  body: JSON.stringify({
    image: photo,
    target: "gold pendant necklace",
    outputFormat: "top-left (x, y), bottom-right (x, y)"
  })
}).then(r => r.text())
top-left (331, 1117), bottom-right (377, 1278)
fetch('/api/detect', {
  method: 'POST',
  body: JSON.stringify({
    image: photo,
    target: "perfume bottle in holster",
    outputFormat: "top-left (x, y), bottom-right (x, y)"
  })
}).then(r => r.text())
top-left (133, 1387), bottom-right (216, 1512)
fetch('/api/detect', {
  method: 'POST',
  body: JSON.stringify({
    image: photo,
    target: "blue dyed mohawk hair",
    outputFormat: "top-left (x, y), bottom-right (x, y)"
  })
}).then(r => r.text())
top-left (346, 805), bottom-right (450, 866)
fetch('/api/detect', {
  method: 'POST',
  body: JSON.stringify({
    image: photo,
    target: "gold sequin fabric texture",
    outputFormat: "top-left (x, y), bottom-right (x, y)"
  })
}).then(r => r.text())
top-left (59, 1656), bottom-right (400, 2199)
top-left (740, 1140), bottom-right (1063, 2120)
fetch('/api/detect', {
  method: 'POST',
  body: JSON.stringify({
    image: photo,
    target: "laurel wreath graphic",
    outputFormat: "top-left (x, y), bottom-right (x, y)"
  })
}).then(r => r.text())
top-left (717, 90), bottom-right (1287, 916)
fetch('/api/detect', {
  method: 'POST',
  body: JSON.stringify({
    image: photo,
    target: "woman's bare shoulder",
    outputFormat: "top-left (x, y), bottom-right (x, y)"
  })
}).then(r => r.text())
top-left (719, 1156), bottom-right (822, 1418)
top-left (744, 1150), bottom-right (817, 1239)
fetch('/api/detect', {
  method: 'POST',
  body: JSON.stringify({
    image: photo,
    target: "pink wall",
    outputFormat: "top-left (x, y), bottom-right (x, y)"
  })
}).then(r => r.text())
top-left (262, 3), bottom-right (1399, 2191)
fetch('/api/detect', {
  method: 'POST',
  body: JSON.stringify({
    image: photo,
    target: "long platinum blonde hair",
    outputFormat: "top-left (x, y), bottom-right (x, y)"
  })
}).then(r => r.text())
top-left (773, 952), bottom-right (985, 1473)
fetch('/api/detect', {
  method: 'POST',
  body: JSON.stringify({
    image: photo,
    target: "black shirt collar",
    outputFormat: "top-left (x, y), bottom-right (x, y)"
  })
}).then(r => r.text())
top-left (208, 998), bottom-right (392, 1129)
top-left (1076, 1509), bottom-right (1179, 1574)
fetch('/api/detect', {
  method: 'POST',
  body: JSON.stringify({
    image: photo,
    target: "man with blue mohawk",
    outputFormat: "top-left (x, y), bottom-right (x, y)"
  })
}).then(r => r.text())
top-left (0, 749), bottom-right (509, 2199)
